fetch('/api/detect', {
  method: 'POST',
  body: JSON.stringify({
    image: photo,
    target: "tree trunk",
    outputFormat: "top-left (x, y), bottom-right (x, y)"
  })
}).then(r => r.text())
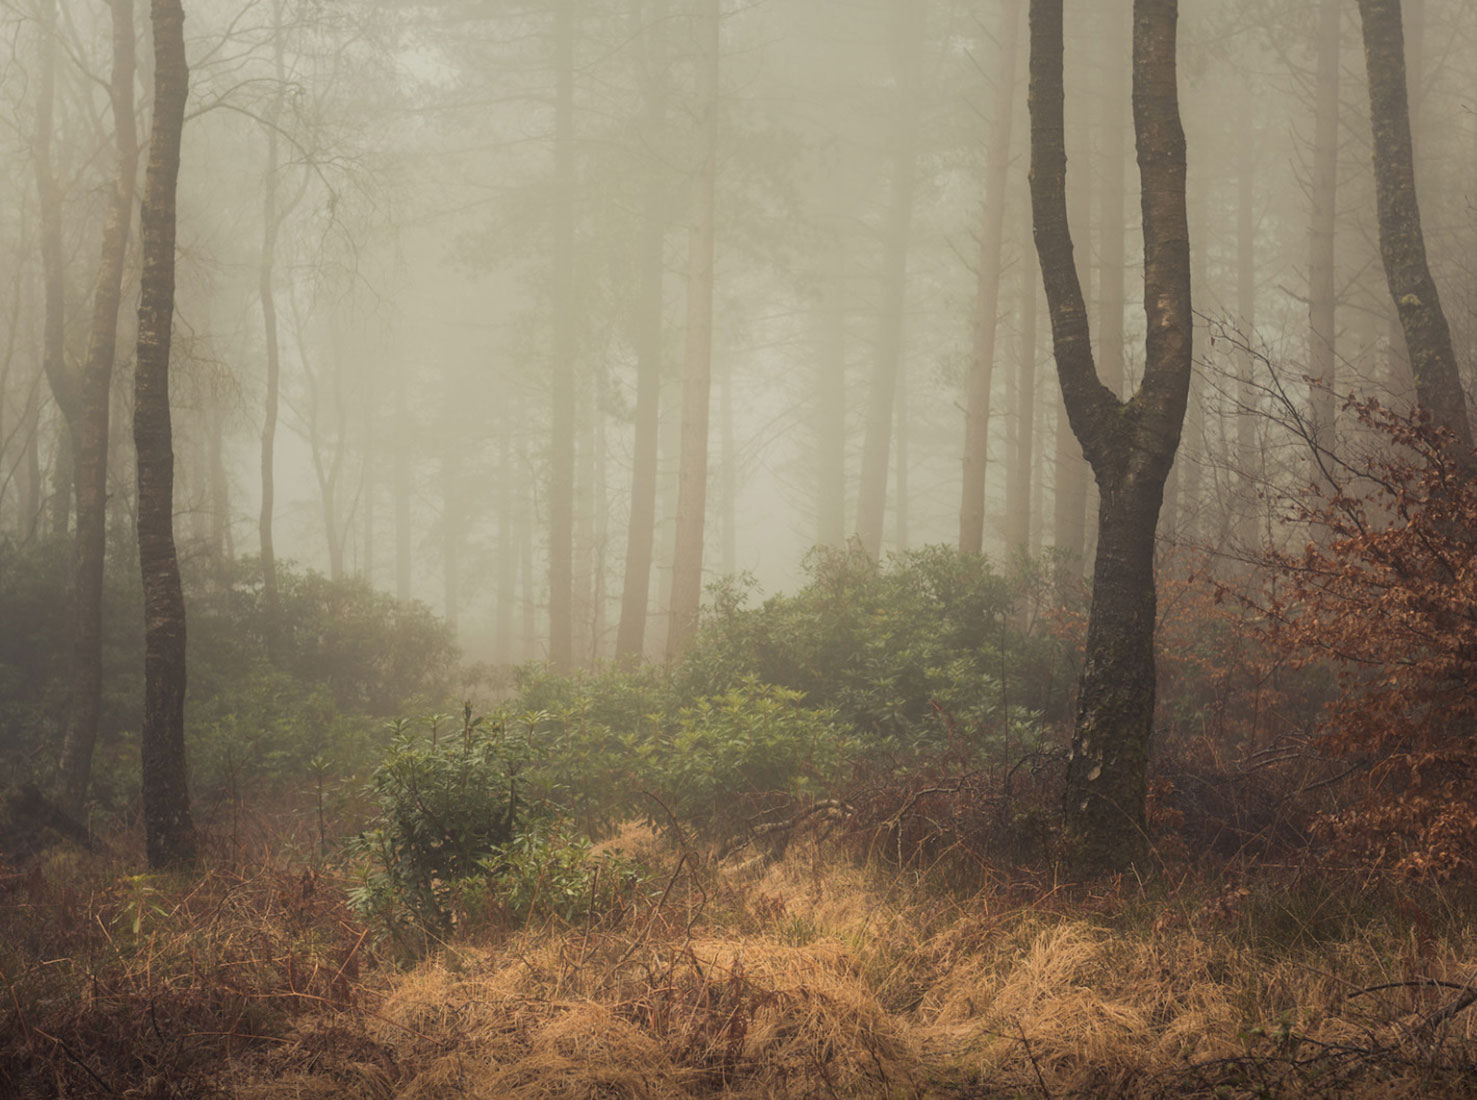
top-left (496, 429), bottom-right (518, 663)
top-left (814, 257), bottom-right (847, 549)
top-left (1308, 0), bottom-right (1339, 466)
top-left (135, 0), bottom-right (196, 870)
top-left (18, 383), bottom-right (43, 542)
top-left (32, 0), bottom-right (71, 449)
top-left (959, 0), bottom-right (1022, 555)
top-left (719, 353), bottom-right (736, 575)
top-left (1355, 0), bottom-right (1471, 447)
top-left (441, 362), bottom-right (461, 634)
top-left (1029, 0), bottom-right (1192, 876)
top-left (1097, 0), bottom-right (1130, 399)
top-left (548, 0), bottom-right (578, 669)
top-left (855, 0), bottom-right (923, 559)
top-left (57, 0), bottom-right (137, 816)
top-left (614, 0), bottom-right (668, 665)
top-left (258, 0), bottom-right (286, 653)
top-left (394, 367), bottom-right (411, 602)
top-left (894, 357), bottom-right (909, 552)
top-left (1005, 248), bottom-right (1038, 555)
top-left (32, 0), bottom-right (74, 544)
top-left (665, 0), bottom-right (720, 660)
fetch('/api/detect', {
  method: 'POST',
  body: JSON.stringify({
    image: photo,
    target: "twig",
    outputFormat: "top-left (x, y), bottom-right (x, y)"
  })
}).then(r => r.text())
top-left (32, 1028), bottom-right (119, 1098)
top-left (642, 790), bottom-right (693, 856)
top-left (1420, 982), bottom-right (1477, 1034)
top-left (1347, 978), bottom-right (1471, 999)
top-left (1016, 1020), bottom-right (1053, 1100)
top-left (612, 852), bottom-right (688, 972)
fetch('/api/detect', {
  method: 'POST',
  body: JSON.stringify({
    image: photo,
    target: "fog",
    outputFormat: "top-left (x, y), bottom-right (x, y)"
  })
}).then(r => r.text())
top-left (2, 0), bottom-right (1474, 666)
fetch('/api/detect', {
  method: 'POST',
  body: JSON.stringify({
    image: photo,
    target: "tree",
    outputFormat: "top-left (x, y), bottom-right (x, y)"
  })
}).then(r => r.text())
top-left (258, 0), bottom-right (290, 654)
top-left (135, 0), bottom-right (196, 869)
top-left (854, 0), bottom-right (924, 560)
top-left (958, 0), bottom-right (1021, 556)
top-left (1355, 0), bottom-right (1471, 448)
top-left (53, 0), bottom-right (137, 815)
top-left (1028, 0), bottom-right (1193, 874)
top-left (665, 0), bottom-right (720, 659)
top-left (1307, 0), bottom-right (1339, 470)
top-left (548, 0), bottom-right (578, 669)
top-left (614, 0), bottom-right (671, 665)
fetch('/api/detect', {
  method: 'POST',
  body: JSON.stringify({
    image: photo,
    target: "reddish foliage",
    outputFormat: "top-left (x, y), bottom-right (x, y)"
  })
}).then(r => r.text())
top-left (1259, 399), bottom-right (1477, 876)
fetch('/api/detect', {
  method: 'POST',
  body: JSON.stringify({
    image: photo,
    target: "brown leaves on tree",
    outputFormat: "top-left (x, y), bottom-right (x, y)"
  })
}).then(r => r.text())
top-left (1259, 398), bottom-right (1477, 877)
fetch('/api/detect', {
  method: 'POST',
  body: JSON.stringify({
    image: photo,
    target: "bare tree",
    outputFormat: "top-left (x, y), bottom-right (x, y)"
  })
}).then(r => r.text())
top-left (959, 0), bottom-right (1022, 556)
top-left (1355, 0), bottom-right (1471, 447)
top-left (1029, 0), bottom-right (1193, 874)
top-left (854, 0), bottom-right (924, 559)
top-left (665, 0), bottom-right (720, 659)
top-left (56, 0), bottom-right (137, 815)
top-left (615, 0), bottom-right (670, 665)
top-left (548, 0), bottom-right (578, 668)
top-left (135, 0), bottom-right (196, 869)
top-left (1307, 0), bottom-right (1339, 464)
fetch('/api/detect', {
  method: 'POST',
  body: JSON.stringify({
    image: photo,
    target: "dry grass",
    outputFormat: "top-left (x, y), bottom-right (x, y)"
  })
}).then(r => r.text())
top-left (7, 826), bottom-right (1477, 1099)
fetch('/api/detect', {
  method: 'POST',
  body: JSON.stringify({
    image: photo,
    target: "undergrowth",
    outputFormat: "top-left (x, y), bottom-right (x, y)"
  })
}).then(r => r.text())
top-left (6, 827), bottom-right (1477, 1099)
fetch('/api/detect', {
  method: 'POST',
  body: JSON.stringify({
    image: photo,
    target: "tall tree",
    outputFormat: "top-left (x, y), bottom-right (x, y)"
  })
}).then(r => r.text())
top-left (258, 0), bottom-right (290, 654)
top-left (30, 0), bottom-right (68, 536)
top-left (665, 0), bottom-right (720, 659)
top-left (548, 0), bottom-right (578, 668)
top-left (614, 0), bottom-right (670, 665)
top-left (959, 0), bottom-right (1022, 555)
top-left (1355, 0), bottom-right (1471, 447)
top-left (1307, 0), bottom-right (1339, 464)
top-left (854, 0), bottom-right (924, 559)
top-left (1004, 249), bottom-right (1038, 555)
top-left (135, 0), bottom-right (196, 869)
top-left (56, 0), bottom-right (138, 815)
top-left (1029, 0), bottom-right (1193, 874)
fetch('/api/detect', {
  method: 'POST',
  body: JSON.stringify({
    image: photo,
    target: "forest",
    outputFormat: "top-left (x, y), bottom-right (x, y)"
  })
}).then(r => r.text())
top-left (4, 0), bottom-right (1477, 1095)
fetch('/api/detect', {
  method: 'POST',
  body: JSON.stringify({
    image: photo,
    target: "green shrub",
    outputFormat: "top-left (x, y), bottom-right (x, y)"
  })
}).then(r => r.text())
top-left (348, 711), bottom-right (532, 935)
top-left (348, 711), bottom-right (649, 949)
top-left (650, 679), bottom-right (851, 840)
top-left (672, 545), bottom-right (1069, 759)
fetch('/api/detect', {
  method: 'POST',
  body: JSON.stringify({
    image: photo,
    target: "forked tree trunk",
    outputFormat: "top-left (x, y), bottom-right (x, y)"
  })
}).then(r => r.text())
top-left (57, 0), bottom-right (138, 816)
top-left (665, 0), bottom-right (720, 660)
top-left (1355, 0), bottom-right (1471, 447)
top-left (135, 0), bottom-right (196, 869)
top-left (959, 0), bottom-right (1021, 555)
top-left (1029, 0), bottom-right (1192, 875)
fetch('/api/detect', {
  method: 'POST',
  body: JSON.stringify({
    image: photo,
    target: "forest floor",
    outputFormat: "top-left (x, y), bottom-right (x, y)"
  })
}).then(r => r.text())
top-left (4, 818), bottom-right (1477, 1099)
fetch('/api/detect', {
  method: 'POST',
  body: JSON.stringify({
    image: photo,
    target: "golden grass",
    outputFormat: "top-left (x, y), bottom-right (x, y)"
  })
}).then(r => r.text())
top-left (8, 827), bottom-right (1477, 1098)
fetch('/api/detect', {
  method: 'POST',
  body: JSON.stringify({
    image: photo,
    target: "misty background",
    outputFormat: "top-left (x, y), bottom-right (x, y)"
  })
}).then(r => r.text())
top-left (1, 0), bottom-right (1472, 665)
